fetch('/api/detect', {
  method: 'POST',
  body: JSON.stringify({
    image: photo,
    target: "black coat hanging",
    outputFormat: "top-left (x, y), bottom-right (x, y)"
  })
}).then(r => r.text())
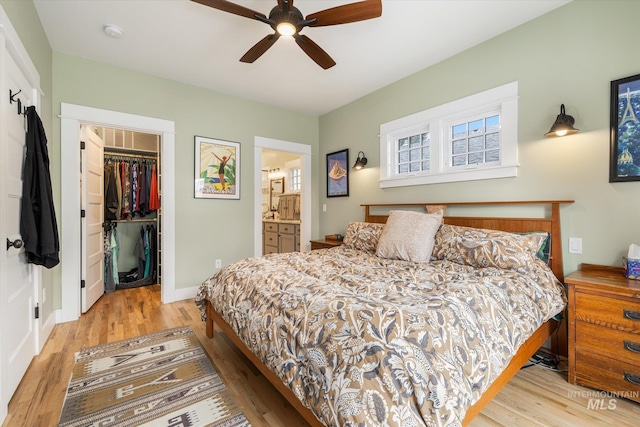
top-left (20, 106), bottom-right (60, 268)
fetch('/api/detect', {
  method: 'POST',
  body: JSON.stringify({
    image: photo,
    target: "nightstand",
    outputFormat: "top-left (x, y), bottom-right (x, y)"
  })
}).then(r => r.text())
top-left (566, 263), bottom-right (640, 402)
top-left (310, 239), bottom-right (343, 250)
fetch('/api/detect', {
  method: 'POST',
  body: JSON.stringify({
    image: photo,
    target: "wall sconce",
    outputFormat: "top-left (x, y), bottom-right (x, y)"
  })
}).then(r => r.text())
top-left (353, 151), bottom-right (368, 169)
top-left (544, 104), bottom-right (579, 137)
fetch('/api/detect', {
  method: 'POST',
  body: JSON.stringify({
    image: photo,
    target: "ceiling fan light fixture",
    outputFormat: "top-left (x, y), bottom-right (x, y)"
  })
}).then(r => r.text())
top-left (276, 21), bottom-right (296, 36)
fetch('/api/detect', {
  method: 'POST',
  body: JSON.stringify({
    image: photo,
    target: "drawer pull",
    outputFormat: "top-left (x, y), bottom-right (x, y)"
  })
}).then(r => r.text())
top-left (623, 309), bottom-right (640, 321)
top-left (624, 372), bottom-right (640, 386)
top-left (624, 340), bottom-right (640, 354)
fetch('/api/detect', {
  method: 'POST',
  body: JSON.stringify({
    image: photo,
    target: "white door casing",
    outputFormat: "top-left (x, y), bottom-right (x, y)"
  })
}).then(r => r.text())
top-left (81, 126), bottom-right (105, 313)
top-left (0, 6), bottom-right (43, 424)
top-left (60, 104), bottom-right (176, 323)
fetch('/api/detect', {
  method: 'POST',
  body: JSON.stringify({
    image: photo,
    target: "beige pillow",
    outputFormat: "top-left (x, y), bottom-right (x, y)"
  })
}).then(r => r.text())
top-left (376, 211), bottom-right (442, 262)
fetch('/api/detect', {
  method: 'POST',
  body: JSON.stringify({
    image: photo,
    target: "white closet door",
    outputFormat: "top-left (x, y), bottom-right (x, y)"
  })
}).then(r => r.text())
top-left (81, 126), bottom-right (105, 313)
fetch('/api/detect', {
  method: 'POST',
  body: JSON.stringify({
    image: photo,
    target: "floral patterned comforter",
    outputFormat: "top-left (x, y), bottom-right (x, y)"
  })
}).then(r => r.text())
top-left (195, 246), bottom-right (565, 427)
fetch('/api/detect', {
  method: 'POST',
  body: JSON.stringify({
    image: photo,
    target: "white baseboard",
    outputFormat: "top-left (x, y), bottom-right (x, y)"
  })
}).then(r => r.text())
top-left (163, 285), bottom-right (199, 304)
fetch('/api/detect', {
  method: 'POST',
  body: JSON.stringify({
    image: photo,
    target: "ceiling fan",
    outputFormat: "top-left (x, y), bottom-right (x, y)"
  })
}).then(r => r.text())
top-left (192, 0), bottom-right (382, 69)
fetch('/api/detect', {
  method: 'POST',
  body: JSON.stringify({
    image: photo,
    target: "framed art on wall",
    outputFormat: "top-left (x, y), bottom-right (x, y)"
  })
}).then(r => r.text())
top-left (326, 149), bottom-right (349, 197)
top-left (610, 73), bottom-right (640, 182)
top-left (194, 136), bottom-right (240, 199)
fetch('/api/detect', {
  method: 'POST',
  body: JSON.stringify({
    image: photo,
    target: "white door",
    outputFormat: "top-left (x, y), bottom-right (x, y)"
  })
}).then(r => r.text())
top-left (81, 126), bottom-right (105, 313)
top-left (0, 40), bottom-right (38, 417)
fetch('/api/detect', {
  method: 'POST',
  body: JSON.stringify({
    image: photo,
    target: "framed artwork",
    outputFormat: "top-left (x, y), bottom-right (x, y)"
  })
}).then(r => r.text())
top-left (326, 149), bottom-right (349, 197)
top-left (610, 73), bottom-right (640, 182)
top-left (194, 136), bottom-right (240, 199)
top-left (270, 177), bottom-right (284, 211)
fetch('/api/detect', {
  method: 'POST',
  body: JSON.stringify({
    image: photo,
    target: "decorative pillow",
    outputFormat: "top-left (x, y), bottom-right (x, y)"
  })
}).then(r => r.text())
top-left (432, 224), bottom-right (547, 272)
top-left (375, 211), bottom-right (442, 262)
top-left (342, 222), bottom-right (385, 254)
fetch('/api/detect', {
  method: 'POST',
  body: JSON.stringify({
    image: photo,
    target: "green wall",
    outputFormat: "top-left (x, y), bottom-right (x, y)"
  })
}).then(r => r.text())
top-left (318, 0), bottom-right (640, 276)
top-left (50, 53), bottom-right (320, 303)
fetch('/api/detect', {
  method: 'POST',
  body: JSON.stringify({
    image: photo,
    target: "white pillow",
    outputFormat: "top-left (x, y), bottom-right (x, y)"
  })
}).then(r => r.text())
top-left (376, 210), bottom-right (442, 262)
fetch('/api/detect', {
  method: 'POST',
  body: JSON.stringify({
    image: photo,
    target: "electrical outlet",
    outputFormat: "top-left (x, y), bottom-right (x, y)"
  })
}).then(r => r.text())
top-left (215, 259), bottom-right (222, 268)
top-left (322, 204), bottom-right (326, 212)
top-left (42, 288), bottom-right (46, 303)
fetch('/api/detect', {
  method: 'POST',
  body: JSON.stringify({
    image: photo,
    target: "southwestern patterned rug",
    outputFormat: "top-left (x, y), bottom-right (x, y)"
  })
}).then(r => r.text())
top-left (58, 326), bottom-right (251, 427)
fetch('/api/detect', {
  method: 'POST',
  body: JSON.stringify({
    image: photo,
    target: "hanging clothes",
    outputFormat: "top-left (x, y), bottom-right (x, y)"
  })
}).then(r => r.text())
top-left (133, 226), bottom-right (146, 279)
top-left (121, 160), bottom-right (131, 220)
top-left (114, 159), bottom-right (122, 219)
top-left (149, 163), bottom-right (160, 211)
top-left (103, 224), bottom-right (119, 293)
top-left (143, 226), bottom-right (151, 278)
top-left (20, 106), bottom-right (60, 268)
top-left (104, 161), bottom-right (118, 221)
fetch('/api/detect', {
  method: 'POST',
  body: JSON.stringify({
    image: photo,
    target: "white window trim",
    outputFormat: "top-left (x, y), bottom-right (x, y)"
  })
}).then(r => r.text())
top-left (380, 81), bottom-right (519, 188)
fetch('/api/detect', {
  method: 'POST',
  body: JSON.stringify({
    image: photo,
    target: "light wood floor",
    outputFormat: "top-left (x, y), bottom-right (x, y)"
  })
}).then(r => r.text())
top-left (4, 285), bottom-right (639, 426)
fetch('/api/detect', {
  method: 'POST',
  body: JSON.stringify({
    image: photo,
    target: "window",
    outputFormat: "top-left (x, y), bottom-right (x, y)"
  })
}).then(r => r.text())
top-left (290, 168), bottom-right (301, 191)
top-left (380, 82), bottom-right (518, 188)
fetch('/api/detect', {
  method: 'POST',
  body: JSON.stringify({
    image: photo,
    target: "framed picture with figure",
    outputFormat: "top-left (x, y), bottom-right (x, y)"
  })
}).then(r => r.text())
top-left (195, 136), bottom-right (240, 199)
top-left (610, 73), bottom-right (640, 182)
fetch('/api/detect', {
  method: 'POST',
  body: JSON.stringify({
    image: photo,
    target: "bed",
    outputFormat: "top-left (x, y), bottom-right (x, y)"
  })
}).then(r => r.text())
top-left (195, 200), bottom-right (573, 426)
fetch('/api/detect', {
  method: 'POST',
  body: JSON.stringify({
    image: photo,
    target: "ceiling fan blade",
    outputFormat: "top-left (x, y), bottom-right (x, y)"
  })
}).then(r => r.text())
top-left (240, 34), bottom-right (280, 63)
top-left (191, 0), bottom-right (266, 21)
top-left (294, 35), bottom-right (336, 69)
top-left (306, 0), bottom-right (382, 27)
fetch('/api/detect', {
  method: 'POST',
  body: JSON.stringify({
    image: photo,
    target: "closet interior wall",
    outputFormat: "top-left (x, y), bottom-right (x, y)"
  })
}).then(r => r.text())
top-left (98, 127), bottom-right (162, 288)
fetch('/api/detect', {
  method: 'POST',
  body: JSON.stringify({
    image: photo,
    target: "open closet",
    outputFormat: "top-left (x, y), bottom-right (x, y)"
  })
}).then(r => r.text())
top-left (83, 125), bottom-right (162, 305)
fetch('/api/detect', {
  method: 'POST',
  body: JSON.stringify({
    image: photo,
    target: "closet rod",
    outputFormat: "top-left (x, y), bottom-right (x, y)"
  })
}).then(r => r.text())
top-left (104, 151), bottom-right (157, 160)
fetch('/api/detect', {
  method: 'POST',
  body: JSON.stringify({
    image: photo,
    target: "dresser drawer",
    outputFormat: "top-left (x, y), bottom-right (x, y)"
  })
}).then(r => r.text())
top-left (264, 231), bottom-right (278, 247)
top-left (575, 321), bottom-right (640, 365)
top-left (575, 348), bottom-right (640, 403)
top-left (278, 223), bottom-right (296, 235)
top-left (575, 292), bottom-right (640, 333)
top-left (264, 222), bottom-right (278, 232)
top-left (263, 244), bottom-right (278, 255)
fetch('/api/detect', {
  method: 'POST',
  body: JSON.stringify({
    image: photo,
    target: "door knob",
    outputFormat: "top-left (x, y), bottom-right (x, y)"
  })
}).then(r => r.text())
top-left (6, 238), bottom-right (23, 250)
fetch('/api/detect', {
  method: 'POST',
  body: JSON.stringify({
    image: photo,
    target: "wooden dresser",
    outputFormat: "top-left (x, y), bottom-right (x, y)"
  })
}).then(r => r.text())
top-left (566, 263), bottom-right (640, 402)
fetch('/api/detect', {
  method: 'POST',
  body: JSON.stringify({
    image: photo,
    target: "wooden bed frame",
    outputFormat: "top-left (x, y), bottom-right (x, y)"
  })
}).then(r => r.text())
top-left (205, 200), bottom-right (574, 426)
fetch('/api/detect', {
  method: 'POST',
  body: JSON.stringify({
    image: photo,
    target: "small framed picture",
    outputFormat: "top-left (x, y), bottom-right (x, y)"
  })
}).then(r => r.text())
top-left (194, 136), bottom-right (240, 199)
top-left (610, 73), bottom-right (640, 182)
top-left (326, 149), bottom-right (349, 197)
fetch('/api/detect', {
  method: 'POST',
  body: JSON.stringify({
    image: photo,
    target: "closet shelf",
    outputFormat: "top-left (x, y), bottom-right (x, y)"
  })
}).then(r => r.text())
top-left (112, 218), bottom-right (157, 223)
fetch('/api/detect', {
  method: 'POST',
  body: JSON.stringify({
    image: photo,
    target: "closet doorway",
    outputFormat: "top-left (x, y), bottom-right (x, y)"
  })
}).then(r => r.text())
top-left (82, 125), bottom-right (162, 313)
top-left (60, 103), bottom-right (175, 322)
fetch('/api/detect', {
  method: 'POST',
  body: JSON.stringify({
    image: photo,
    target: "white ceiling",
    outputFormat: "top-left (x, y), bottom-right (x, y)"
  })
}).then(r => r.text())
top-left (33, 0), bottom-right (570, 116)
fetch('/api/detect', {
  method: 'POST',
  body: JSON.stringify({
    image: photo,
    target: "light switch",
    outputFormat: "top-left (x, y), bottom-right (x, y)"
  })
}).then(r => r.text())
top-left (568, 237), bottom-right (582, 254)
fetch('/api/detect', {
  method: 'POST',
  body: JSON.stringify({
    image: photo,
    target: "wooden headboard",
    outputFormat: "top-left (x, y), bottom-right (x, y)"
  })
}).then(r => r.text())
top-left (362, 200), bottom-right (574, 282)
